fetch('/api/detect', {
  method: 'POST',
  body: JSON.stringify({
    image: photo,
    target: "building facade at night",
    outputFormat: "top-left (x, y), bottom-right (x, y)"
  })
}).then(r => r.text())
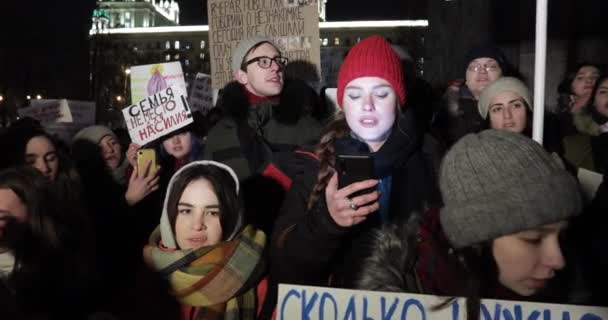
top-left (89, 1), bottom-right (427, 126)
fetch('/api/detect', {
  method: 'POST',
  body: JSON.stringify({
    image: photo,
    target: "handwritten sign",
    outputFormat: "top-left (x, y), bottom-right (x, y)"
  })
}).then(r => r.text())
top-left (130, 61), bottom-right (187, 103)
top-left (188, 73), bottom-right (215, 116)
top-left (19, 99), bottom-right (71, 124)
top-left (278, 284), bottom-right (608, 320)
top-left (122, 84), bottom-right (193, 146)
top-left (207, 0), bottom-right (321, 89)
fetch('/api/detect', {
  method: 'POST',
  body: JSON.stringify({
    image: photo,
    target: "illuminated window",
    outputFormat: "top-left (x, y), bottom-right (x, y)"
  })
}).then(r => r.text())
top-left (200, 53), bottom-right (205, 60)
top-left (165, 54), bottom-right (171, 61)
top-left (174, 53), bottom-right (180, 60)
top-left (322, 38), bottom-right (328, 46)
top-left (334, 37), bottom-right (340, 46)
top-left (200, 40), bottom-right (206, 49)
top-left (125, 12), bottom-right (131, 19)
top-left (174, 40), bottom-right (180, 50)
top-left (165, 41), bottom-right (170, 49)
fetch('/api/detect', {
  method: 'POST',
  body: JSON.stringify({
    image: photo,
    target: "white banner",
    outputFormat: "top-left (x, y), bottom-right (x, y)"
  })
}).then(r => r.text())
top-left (278, 284), bottom-right (608, 320)
top-left (122, 84), bottom-right (193, 146)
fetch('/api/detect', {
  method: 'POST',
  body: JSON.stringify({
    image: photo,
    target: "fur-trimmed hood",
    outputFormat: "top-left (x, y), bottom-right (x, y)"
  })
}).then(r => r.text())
top-left (216, 80), bottom-right (314, 125)
top-left (573, 109), bottom-right (602, 137)
top-left (354, 211), bottom-right (423, 292)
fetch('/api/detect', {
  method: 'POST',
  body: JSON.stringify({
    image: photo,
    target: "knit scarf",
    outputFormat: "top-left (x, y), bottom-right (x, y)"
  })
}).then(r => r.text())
top-left (145, 225), bottom-right (266, 320)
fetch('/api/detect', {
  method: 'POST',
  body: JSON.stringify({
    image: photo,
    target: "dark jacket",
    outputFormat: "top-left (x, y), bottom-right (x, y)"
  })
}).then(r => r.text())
top-left (563, 109), bottom-right (607, 173)
top-left (268, 111), bottom-right (440, 304)
top-left (435, 84), bottom-right (484, 146)
top-left (203, 81), bottom-right (322, 181)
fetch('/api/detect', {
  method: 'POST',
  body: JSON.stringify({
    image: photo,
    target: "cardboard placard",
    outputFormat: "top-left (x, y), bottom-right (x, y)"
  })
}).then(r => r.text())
top-left (122, 84), bottom-right (193, 146)
top-left (278, 284), bottom-right (608, 320)
top-left (207, 0), bottom-right (321, 89)
top-left (130, 61), bottom-right (187, 103)
top-left (188, 73), bottom-right (215, 116)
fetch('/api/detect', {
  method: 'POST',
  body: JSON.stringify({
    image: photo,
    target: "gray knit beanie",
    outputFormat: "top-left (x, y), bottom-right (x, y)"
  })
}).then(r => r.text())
top-left (231, 36), bottom-right (277, 74)
top-left (74, 125), bottom-right (117, 145)
top-left (439, 130), bottom-right (582, 249)
top-left (478, 77), bottom-right (532, 119)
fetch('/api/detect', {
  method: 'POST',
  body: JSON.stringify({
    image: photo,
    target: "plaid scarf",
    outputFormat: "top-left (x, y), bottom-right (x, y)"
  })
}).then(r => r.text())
top-left (146, 225), bottom-right (266, 320)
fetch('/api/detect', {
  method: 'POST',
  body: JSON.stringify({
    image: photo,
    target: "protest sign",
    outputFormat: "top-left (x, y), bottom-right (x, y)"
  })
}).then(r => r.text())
top-left (207, 0), bottom-right (321, 89)
top-left (18, 99), bottom-right (97, 144)
top-left (122, 84), bottom-right (193, 146)
top-left (130, 61), bottom-right (187, 103)
top-left (187, 73), bottom-right (215, 116)
top-left (278, 284), bottom-right (608, 320)
top-left (19, 99), bottom-right (72, 123)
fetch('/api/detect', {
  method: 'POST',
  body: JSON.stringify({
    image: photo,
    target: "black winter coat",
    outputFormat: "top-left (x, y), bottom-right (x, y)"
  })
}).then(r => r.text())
top-left (265, 110), bottom-right (441, 315)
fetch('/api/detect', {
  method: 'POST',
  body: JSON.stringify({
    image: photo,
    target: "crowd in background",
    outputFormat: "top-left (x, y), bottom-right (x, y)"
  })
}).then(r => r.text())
top-left (0, 34), bottom-right (607, 319)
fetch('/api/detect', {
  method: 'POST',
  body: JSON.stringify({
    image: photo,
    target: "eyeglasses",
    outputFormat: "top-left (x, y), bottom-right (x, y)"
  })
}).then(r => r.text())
top-left (467, 63), bottom-right (500, 73)
top-left (245, 56), bottom-right (289, 69)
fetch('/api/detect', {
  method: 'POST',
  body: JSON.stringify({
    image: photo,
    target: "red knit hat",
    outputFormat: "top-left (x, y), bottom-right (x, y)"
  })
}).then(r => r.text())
top-left (337, 35), bottom-right (406, 108)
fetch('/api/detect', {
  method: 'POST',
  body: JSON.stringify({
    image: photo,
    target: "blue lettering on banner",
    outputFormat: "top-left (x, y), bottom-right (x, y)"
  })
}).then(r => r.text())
top-left (381, 297), bottom-right (399, 320)
top-left (401, 299), bottom-right (426, 320)
top-left (320, 292), bottom-right (338, 320)
top-left (279, 288), bottom-right (606, 320)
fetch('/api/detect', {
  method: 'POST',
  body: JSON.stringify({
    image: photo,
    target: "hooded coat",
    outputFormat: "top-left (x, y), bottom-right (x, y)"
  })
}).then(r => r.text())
top-left (144, 161), bottom-right (268, 320)
top-left (563, 109), bottom-right (608, 173)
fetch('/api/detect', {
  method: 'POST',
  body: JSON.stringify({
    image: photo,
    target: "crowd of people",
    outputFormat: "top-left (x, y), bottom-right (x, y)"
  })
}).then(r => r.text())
top-left (0, 34), bottom-right (607, 319)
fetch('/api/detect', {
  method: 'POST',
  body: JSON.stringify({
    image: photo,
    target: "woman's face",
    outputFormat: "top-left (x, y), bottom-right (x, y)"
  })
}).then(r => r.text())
top-left (488, 91), bottom-right (528, 133)
top-left (492, 221), bottom-right (567, 296)
top-left (25, 136), bottom-right (59, 181)
top-left (162, 131), bottom-right (192, 160)
top-left (593, 79), bottom-right (608, 118)
top-left (465, 57), bottom-right (503, 98)
top-left (99, 135), bottom-right (123, 170)
top-left (174, 178), bottom-right (223, 250)
top-left (0, 188), bottom-right (28, 244)
top-left (342, 77), bottom-right (398, 152)
top-left (571, 65), bottom-right (600, 99)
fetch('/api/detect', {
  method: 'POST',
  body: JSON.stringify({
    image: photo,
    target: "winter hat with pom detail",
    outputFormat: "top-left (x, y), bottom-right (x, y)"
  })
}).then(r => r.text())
top-left (337, 35), bottom-right (405, 108)
top-left (439, 129), bottom-right (582, 249)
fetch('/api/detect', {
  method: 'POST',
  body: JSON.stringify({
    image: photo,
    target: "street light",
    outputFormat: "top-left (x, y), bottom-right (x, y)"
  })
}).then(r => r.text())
top-left (36, 94), bottom-right (42, 100)
top-left (125, 68), bottom-right (131, 75)
top-left (26, 95), bottom-right (31, 100)
top-left (0, 95), bottom-right (3, 102)
top-left (116, 95), bottom-right (123, 102)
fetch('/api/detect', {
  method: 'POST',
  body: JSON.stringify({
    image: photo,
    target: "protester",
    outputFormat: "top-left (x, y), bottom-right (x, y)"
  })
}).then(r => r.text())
top-left (355, 130), bottom-right (583, 319)
top-left (561, 75), bottom-right (608, 173)
top-left (435, 45), bottom-right (512, 145)
top-left (269, 36), bottom-right (439, 313)
top-left (0, 166), bottom-right (101, 318)
top-left (74, 125), bottom-right (130, 185)
top-left (203, 36), bottom-right (322, 180)
top-left (143, 161), bottom-right (267, 320)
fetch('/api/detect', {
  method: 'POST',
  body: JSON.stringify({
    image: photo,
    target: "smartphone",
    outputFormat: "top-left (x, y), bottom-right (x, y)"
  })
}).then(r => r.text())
top-left (336, 154), bottom-right (375, 198)
top-left (137, 149), bottom-right (157, 176)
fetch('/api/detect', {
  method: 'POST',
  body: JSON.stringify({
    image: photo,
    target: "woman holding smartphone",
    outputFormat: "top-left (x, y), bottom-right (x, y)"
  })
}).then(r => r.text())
top-left (267, 36), bottom-right (439, 307)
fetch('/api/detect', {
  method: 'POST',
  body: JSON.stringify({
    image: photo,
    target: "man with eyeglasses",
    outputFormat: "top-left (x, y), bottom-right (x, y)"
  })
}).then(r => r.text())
top-left (204, 36), bottom-right (322, 179)
top-left (434, 45), bottom-right (512, 146)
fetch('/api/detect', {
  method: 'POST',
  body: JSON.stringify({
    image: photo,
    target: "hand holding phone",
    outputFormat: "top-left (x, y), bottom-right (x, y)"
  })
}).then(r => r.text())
top-left (336, 154), bottom-right (375, 198)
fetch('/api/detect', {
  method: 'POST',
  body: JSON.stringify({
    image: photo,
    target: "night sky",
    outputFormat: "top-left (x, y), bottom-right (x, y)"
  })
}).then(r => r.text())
top-left (178, 0), bottom-right (425, 25)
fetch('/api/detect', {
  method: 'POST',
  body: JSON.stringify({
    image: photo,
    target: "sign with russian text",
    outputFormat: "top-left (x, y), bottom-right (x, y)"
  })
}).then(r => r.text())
top-left (122, 84), bottom-right (193, 146)
top-left (130, 61), bottom-right (187, 103)
top-left (188, 73), bottom-right (215, 116)
top-left (207, 0), bottom-right (321, 89)
top-left (278, 284), bottom-right (608, 320)
top-left (19, 99), bottom-right (72, 124)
